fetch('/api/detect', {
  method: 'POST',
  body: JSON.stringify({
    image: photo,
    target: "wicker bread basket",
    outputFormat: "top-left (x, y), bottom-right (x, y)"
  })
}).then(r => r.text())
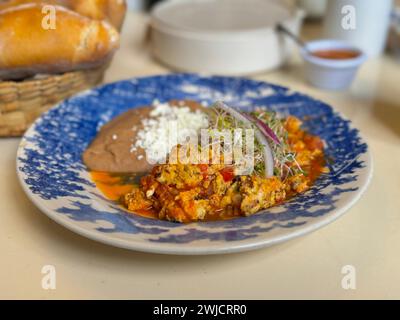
top-left (0, 66), bottom-right (107, 137)
top-left (0, 0), bottom-right (127, 137)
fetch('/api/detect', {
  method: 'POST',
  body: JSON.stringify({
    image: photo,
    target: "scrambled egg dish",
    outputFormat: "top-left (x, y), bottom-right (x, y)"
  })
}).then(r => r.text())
top-left (123, 115), bottom-right (326, 223)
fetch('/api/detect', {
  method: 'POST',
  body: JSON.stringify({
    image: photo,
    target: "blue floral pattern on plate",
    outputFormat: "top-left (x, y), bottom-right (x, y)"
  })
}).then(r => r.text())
top-left (17, 74), bottom-right (372, 255)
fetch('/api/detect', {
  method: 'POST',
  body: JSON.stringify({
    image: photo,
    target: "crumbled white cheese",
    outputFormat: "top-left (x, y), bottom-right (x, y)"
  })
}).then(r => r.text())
top-left (112, 134), bottom-right (118, 140)
top-left (130, 146), bottom-right (137, 153)
top-left (134, 102), bottom-right (209, 164)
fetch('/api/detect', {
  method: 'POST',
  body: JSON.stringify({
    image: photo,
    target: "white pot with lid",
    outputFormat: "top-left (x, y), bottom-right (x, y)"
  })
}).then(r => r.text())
top-left (149, 0), bottom-right (305, 75)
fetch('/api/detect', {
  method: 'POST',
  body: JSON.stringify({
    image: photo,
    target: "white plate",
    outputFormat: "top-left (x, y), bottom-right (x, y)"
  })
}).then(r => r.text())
top-left (17, 74), bottom-right (372, 255)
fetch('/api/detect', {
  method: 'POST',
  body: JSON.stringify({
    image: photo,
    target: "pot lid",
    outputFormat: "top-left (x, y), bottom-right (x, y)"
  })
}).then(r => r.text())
top-left (151, 0), bottom-right (293, 33)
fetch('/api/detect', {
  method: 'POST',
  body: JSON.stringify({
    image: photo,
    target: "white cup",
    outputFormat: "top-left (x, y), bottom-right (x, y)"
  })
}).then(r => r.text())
top-left (323, 0), bottom-right (393, 57)
top-left (301, 40), bottom-right (367, 90)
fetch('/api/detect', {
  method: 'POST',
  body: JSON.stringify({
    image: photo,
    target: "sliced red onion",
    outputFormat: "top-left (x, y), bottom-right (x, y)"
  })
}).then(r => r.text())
top-left (242, 113), bottom-right (281, 145)
top-left (213, 101), bottom-right (274, 177)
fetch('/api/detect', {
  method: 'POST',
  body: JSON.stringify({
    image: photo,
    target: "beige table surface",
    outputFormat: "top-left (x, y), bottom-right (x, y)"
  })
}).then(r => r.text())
top-left (1, 12), bottom-right (399, 300)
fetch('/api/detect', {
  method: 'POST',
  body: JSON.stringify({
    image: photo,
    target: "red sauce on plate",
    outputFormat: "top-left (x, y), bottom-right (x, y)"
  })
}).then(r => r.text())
top-left (312, 49), bottom-right (361, 60)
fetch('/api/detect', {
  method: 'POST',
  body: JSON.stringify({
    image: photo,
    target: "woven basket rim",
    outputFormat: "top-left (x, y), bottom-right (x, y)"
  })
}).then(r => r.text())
top-left (0, 66), bottom-right (107, 137)
top-left (0, 67), bottom-right (106, 86)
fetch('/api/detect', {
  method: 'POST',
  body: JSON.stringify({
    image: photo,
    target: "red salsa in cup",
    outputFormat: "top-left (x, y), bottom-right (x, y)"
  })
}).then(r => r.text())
top-left (312, 49), bottom-right (361, 60)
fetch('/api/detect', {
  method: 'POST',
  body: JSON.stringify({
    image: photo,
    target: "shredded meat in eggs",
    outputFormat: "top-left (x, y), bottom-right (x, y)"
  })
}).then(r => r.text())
top-left (123, 116), bottom-right (326, 223)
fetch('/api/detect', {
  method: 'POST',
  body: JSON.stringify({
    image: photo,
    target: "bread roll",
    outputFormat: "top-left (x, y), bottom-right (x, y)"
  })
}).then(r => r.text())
top-left (0, 3), bottom-right (120, 80)
top-left (71, 0), bottom-right (127, 30)
top-left (0, 0), bottom-right (127, 29)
